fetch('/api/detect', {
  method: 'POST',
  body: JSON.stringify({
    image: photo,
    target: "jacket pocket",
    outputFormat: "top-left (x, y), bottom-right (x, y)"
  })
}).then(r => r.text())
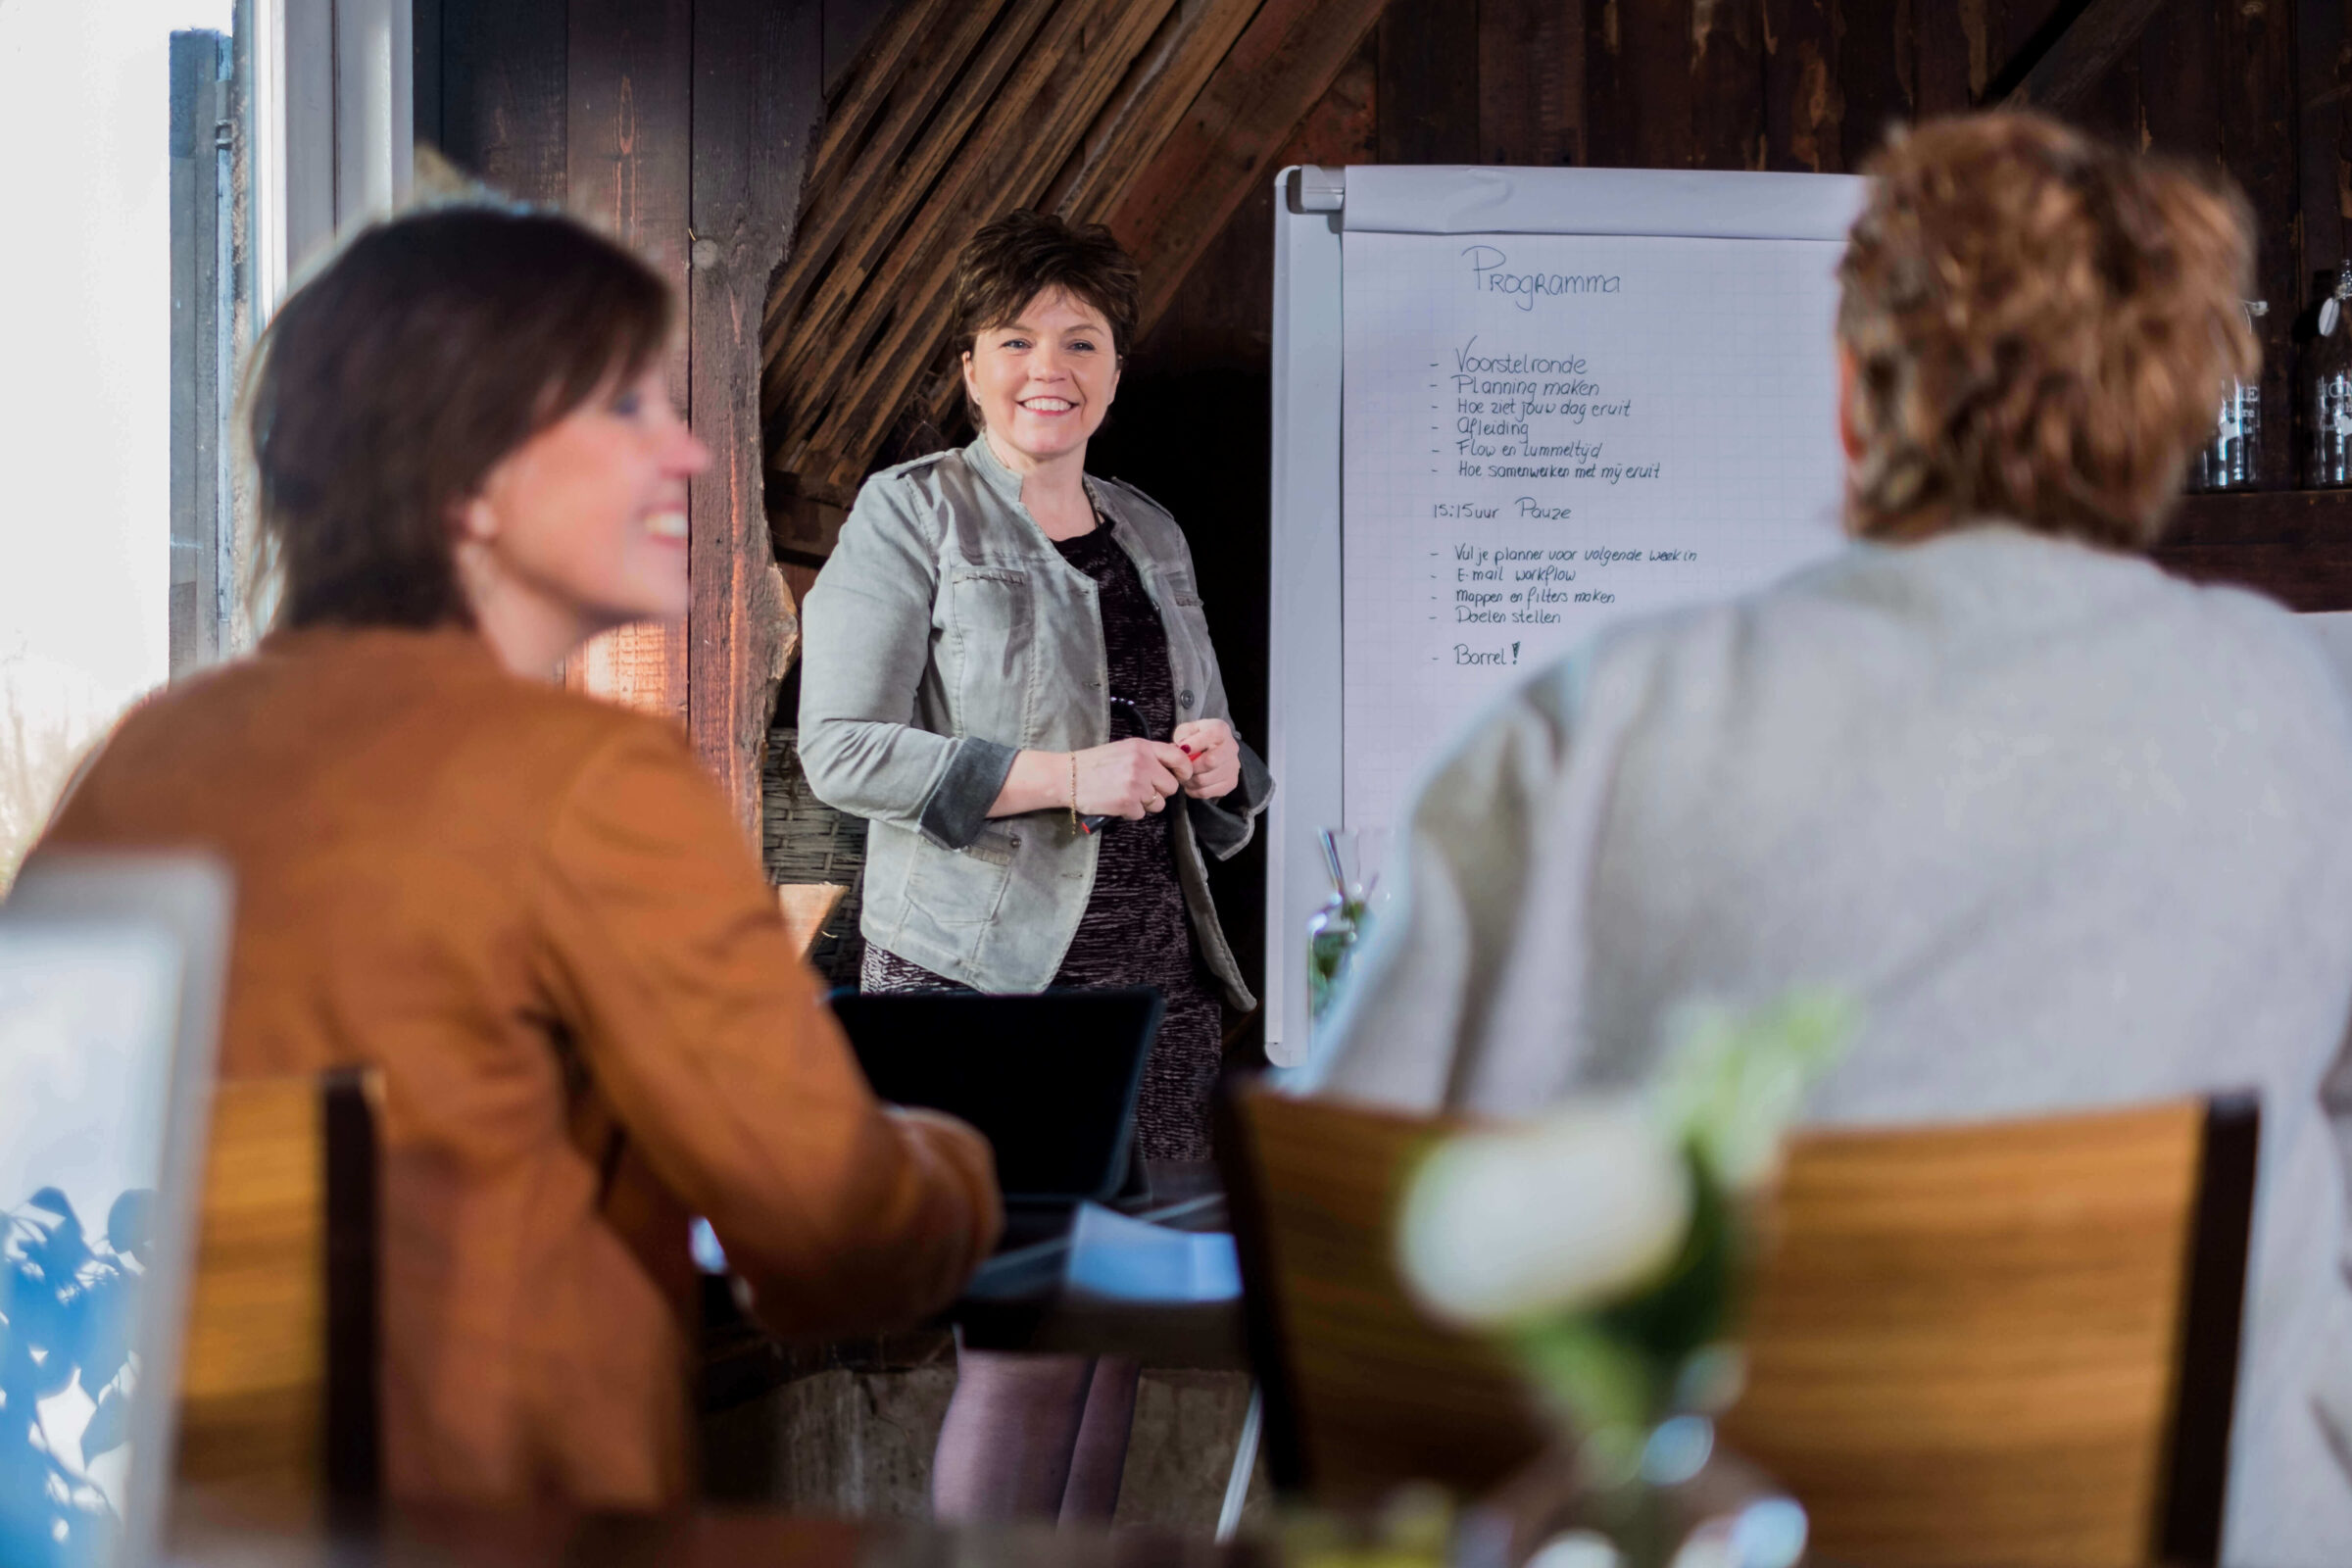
top-left (945, 566), bottom-right (1035, 741)
top-left (903, 831), bottom-right (1018, 928)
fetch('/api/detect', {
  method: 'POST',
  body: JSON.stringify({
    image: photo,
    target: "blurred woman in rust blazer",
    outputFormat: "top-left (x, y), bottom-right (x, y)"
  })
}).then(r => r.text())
top-left (34, 207), bottom-right (1002, 1508)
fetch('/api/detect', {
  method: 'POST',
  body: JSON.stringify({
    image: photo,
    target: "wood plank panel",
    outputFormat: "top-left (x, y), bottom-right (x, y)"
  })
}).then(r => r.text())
top-left (1762, 0), bottom-right (1843, 172)
top-left (1999, 0), bottom-right (2169, 114)
top-left (825, 0), bottom-right (903, 92)
top-left (1913, 0), bottom-right (1988, 118)
top-left (1838, 0), bottom-right (1913, 171)
top-left (1043, 0), bottom-right (1266, 221)
top-left (1477, 0), bottom-right (1586, 167)
top-left (760, 0), bottom-right (1024, 398)
top-left (691, 0), bottom-right (824, 835)
top-left (436, 0), bottom-right (567, 202)
top-left (766, 0), bottom-right (1171, 496)
top-left (413, 0), bottom-right (444, 152)
top-left (1628, 0), bottom-right (1697, 170)
top-left (568, 0), bottom-right (694, 722)
top-left (2217, 0), bottom-right (2300, 488)
top-left (1584, 0), bottom-right (1633, 168)
top-left (1377, 0), bottom-right (1480, 165)
top-left (791, 0), bottom-right (1183, 498)
top-left (1107, 0), bottom-right (1393, 331)
top-left (1692, 0), bottom-right (1767, 170)
top-left (2298, 0), bottom-right (2348, 290)
top-left (2154, 487), bottom-right (2352, 610)
top-left (2136, 0), bottom-right (2222, 167)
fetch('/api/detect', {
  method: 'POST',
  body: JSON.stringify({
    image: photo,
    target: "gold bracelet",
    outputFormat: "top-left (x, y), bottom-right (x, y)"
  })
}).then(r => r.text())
top-left (1068, 753), bottom-right (1080, 831)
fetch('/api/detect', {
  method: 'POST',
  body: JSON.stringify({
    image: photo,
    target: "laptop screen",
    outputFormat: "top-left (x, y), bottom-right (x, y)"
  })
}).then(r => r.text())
top-left (830, 989), bottom-right (1162, 1205)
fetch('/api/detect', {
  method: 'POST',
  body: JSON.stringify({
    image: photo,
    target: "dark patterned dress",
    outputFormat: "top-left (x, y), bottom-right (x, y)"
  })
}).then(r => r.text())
top-left (861, 512), bottom-right (1226, 1160)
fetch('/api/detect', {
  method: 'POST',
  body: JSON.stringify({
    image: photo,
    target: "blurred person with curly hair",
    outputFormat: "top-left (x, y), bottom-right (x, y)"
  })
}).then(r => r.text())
top-left (1311, 113), bottom-right (2352, 1564)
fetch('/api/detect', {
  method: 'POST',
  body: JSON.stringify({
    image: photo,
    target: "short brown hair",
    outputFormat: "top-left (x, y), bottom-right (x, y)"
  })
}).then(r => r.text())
top-left (1838, 113), bottom-right (2256, 551)
top-left (949, 211), bottom-right (1141, 422)
top-left (248, 205), bottom-right (672, 629)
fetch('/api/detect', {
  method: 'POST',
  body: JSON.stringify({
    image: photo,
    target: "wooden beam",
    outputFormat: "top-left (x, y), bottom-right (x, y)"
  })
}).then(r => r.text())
top-left (1106, 0), bottom-right (1393, 334)
top-left (902, 0), bottom-right (1269, 447)
top-left (808, 0), bottom-right (1188, 487)
top-left (568, 0), bottom-right (694, 721)
top-left (758, 0), bottom-right (1394, 521)
top-left (772, 0), bottom-right (1183, 503)
top-left (1042, 0), bottom-right (1265, 222)
top-left (1999, 0), bottom-right (2169, 113)
top-left (760, 0), bottom-right (1063, 460)
top-left (758, 0), bottom-right (1020, 386)
top-left (689, 0), bottom-right (821, 837)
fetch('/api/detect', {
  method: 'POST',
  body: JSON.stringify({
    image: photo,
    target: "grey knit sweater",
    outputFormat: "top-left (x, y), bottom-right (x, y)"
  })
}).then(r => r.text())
top-left (1309, 524), bottom-right (2352, 1567)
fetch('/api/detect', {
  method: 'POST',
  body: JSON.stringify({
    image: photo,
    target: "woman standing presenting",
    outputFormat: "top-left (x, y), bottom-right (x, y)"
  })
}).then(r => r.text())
top-left (799, 211), bottom-right (1271, 1519)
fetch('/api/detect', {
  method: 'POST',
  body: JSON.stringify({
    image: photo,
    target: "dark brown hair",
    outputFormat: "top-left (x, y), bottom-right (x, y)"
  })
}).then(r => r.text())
top-left (949, 211), bottom-right (1141, 424)
top-left (1838, 113), bottom-right (2256, 551)
top-left (247, 205), bottom-right (672, 629)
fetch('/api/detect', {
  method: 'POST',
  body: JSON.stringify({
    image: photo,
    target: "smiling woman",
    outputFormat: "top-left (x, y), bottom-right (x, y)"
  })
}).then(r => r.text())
top-left (798, 211), bottom-right (1276, 1525)
top-left (246, 208), bottom-right (702, 674)
top-left (31, 203), bottom-right (1004, 1508)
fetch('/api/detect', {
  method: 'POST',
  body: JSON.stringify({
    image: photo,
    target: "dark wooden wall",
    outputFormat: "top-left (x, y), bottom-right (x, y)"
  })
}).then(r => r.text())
top-left (416, 0), bottom-right (889, 831)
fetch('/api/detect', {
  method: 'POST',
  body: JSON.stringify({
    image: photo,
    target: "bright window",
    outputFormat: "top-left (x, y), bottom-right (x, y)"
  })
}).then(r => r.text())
top-left (0, 1), bottom-right (234, 885)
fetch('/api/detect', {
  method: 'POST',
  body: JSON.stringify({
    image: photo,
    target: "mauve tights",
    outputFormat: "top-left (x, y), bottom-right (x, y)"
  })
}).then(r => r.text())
top-left (929, 1347), bottom-right (1142, 1524)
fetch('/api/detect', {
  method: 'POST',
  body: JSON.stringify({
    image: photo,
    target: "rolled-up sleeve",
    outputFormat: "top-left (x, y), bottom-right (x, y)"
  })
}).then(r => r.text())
top-left (1190, 738), bottom-right (1274, 861)
top-left (798, 478), bottom-right (1016, 851)
top-left (532, 723), bottom-right (1003, 1340)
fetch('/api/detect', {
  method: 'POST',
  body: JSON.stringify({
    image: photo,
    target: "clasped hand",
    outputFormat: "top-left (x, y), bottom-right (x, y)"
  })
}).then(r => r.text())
top-left (1073, 719), bottom-right (1239, 818)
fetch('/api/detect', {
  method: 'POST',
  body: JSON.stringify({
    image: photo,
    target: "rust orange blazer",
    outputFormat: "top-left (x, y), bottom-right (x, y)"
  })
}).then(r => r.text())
top-left (36, 625), bottom-right (1003, 1508)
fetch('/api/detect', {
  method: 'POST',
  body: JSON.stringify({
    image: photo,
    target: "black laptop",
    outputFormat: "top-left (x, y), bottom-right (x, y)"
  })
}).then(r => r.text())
top-left (829, 987), bottom-right (1163, 1250)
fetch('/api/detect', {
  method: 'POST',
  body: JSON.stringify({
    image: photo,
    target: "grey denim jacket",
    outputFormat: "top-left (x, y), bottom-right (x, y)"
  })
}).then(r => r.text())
top-left (798, 434), bottom-right (1273, 1007)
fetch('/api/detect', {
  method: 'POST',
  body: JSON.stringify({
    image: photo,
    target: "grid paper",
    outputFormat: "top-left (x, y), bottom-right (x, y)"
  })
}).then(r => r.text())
top-left (1341, 230), bottom-right (1849, 829)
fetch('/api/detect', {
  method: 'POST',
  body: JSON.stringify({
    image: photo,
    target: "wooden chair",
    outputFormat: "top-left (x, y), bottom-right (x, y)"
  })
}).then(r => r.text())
top-left (175, 1067), bottom-right (382, 1503)
top-left (1218, 1081), bottom-right (2257, 1567)
top-left (775, 882), bottom-right (848, 961)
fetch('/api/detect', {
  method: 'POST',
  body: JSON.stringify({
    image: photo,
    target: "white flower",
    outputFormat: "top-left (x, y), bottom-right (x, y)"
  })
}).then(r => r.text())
top-left (1396, 1101), bottom-right (1693, 1328)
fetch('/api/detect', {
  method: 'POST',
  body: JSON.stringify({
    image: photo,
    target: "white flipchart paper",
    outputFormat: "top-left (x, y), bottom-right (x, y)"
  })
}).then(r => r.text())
top-left (1340, 229), bottom-right (1850, 829)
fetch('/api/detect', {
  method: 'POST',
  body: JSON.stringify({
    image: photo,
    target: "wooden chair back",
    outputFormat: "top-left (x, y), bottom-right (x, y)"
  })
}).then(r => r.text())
top-left (175, 1068), bottom-right (381, 1501)
top-left (1217, 1088), bottom-right (1547, 1504)
top-left (1721, 1096), bottom-right (2254, 1568)
top-left (1219, 1082), bottom-right (2255, 1567)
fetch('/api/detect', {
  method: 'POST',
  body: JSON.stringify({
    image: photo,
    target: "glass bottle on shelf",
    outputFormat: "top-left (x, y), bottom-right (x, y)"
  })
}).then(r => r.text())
top-left (2191, 300), bottom-right (2266, 491)
top-left (2308, 270), bottom-right (2352, 488)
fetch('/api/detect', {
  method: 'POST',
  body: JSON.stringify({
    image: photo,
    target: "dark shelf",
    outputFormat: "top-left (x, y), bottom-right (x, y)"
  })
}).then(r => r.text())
top-left (2154, 490), bottom-right (2352, 612)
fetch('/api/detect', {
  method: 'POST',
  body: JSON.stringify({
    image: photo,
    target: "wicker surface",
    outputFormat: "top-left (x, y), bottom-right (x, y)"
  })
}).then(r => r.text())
top-left (761, 727), bottom-right (866, 985)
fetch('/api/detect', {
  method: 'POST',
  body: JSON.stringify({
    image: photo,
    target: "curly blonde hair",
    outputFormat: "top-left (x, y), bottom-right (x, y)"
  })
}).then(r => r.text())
top-left (1838, 113), bottom-right (2257, 550)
